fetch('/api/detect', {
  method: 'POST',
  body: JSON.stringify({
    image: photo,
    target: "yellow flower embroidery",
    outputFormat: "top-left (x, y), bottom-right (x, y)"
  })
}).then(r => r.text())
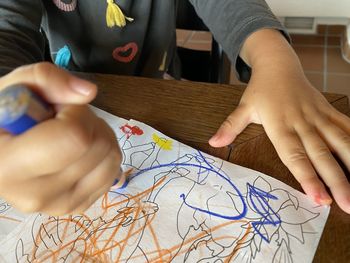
top-left (152, 133), bottom-right (172, 150)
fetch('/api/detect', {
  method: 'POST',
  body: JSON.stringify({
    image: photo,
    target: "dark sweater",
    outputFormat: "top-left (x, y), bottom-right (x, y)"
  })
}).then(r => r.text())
top-left (0, 0), bottom-right (286, 80)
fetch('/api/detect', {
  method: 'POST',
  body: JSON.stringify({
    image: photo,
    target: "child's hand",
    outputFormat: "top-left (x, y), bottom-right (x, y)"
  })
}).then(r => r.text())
top-left (0, 63), bottom-right (122, 215)
top-left (209, 29), bottom-right (350, 214)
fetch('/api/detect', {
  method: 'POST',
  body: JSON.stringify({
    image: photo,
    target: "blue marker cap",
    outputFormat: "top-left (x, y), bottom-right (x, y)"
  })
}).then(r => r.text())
top-left (0, 84), bottom-right (53, 135)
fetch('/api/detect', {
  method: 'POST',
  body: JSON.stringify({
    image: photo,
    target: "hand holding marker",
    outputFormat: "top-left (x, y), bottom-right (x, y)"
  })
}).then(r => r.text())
top-left (0, 84), bottom-right (128, 189)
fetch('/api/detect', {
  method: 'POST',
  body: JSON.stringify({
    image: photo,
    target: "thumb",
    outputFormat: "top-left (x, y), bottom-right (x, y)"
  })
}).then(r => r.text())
top-left (0, 62), bottom-right (97, 105)
top-left (209, 105), bottom-right (252, 147)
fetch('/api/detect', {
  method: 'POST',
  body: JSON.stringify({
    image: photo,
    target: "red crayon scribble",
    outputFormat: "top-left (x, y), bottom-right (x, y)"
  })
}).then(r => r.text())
top-left (120, 124), bottom-right (144, 139)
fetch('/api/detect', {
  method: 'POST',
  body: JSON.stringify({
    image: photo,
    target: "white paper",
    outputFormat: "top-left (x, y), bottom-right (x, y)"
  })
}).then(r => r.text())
top-left (0, 106), bottom-right (329, 263)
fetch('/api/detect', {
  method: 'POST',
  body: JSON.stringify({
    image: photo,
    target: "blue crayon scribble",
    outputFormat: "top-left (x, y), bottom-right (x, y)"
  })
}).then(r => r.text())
top-left (126, 151), bottom-right (281, 242)
top-left (129, 156), bottom-right (247, 219)
top-left (247, 183), bottom-right (281, 242)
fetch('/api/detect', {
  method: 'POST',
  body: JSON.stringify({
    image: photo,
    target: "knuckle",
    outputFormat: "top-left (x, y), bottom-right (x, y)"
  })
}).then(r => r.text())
top-left (294, 173), bottom-right (317, 185)
top-left (222, 117), bottom-right (234, 129)
top-left (339, 134), bottom-right (350, 147)
top-left (10, 63), bottom-right (34, 75)
top-left (287, 111), bottom-right (304, 124)
top-left (299, 126), bottom-right (315, 137)
top-left (19, 197), bottom-right (45, 213)
top-left (313, 147), bottom-right (331, 160)
top-left (314, 113), bottom-right (331, 126)
top-left (65, 121), bottom-right (92, 153)
top-left (32, 62), bottom-right (54, 81)
top-left (284, 150), bottom-right (308, 165)
top-left (33, 62), bottom-right (54, 73)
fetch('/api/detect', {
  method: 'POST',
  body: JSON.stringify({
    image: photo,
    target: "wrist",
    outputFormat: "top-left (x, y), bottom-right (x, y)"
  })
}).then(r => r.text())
top-left (240, 29), bottom-right (304, 77)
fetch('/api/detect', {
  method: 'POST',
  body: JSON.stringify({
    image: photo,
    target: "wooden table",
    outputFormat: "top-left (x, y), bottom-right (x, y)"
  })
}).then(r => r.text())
top-left (89, 73), bottom-right (350, 263)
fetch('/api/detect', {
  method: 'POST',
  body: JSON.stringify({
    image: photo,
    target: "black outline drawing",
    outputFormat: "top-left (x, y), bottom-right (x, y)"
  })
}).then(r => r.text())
top-left (0, 120), bottom-right (328, 263)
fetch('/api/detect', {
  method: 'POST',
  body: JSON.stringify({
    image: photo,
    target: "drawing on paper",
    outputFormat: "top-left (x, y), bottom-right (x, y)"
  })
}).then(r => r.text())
top-left (0, 107), bottom-right (329, 263)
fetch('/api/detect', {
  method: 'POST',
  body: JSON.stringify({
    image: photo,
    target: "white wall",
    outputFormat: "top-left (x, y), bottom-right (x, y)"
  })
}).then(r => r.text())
top-left (266, 0), bottom-right (350, 18)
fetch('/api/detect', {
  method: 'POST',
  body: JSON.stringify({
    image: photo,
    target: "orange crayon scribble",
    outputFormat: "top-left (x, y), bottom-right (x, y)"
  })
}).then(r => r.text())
top-left (0, 215), bottom-right (22, 223)
top-left (32, 216), bottom-right (93, 262)
top-left (150, 220), bottom-right (252, 263)
top-left (122, 220), bottom-right (252, 263)
top-left (25, 169), bottom-right (251, 263)
top-left (114, 202), bottom-right (142, 262)
top-left (123, 168), bottom-right (134, 178)
top-left (147, 219), bottom-right (167, 262)
top-left (102, 176), bottom-right (166, 210)
top-left (30, 175), bottom-right (168, 262)
top-left (224, 223), bottom-right (253, 262)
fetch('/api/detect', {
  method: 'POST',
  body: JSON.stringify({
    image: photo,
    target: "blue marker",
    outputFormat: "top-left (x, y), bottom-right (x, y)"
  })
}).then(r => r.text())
top-left (0, 84), bottom-right (128, 188)
top-left (0, 84), bottom-right (53, 134)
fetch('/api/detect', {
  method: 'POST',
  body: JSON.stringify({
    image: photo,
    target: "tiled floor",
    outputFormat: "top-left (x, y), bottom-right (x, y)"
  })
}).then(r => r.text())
top-left (176, 25), bottom-right (350, 98)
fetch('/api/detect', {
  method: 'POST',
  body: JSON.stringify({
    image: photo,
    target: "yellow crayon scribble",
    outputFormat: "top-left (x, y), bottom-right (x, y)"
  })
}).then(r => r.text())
top-left (152, 133), bottom-right (172, 150)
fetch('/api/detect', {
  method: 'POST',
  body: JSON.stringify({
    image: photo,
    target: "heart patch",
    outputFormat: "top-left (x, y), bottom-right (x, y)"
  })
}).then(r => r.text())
top-left (52, 0), bottom-right (77, 12)
top-left (112, 42), bottom-right (138, 63)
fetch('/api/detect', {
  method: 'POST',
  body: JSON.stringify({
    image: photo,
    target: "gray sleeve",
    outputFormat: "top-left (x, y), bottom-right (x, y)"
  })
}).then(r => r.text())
top-left (188, 0), bottom-right (289, 82)
top-left (0, 0), bottom-right (45, 76)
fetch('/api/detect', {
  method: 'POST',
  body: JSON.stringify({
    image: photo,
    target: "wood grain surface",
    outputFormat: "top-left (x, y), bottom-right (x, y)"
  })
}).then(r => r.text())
top-left (89, 73), bottom-right (350, 263)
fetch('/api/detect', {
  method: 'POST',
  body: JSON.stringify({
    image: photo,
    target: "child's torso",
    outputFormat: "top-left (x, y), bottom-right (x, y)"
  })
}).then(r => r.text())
top-left (42, 0), bottom-right (176, 77)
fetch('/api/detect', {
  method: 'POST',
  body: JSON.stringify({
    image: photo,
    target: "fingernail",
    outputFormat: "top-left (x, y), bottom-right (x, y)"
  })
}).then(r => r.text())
top-left (111, 177), bottom-right (128, 190)
top-left (320, 191), bottom-right (332, 205)
top-left (314, 192), bottom-right (332, 205)
top-left (111, 169), bottom-right (129, 190)
top-left (69, 77), bottom-right (95, 96)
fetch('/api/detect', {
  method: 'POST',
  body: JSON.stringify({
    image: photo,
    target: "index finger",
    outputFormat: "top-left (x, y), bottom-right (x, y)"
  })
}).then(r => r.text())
top-left (0, 63), bottom-right (97, 104)
top-left (265, 124), bottom-right (332, 205)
